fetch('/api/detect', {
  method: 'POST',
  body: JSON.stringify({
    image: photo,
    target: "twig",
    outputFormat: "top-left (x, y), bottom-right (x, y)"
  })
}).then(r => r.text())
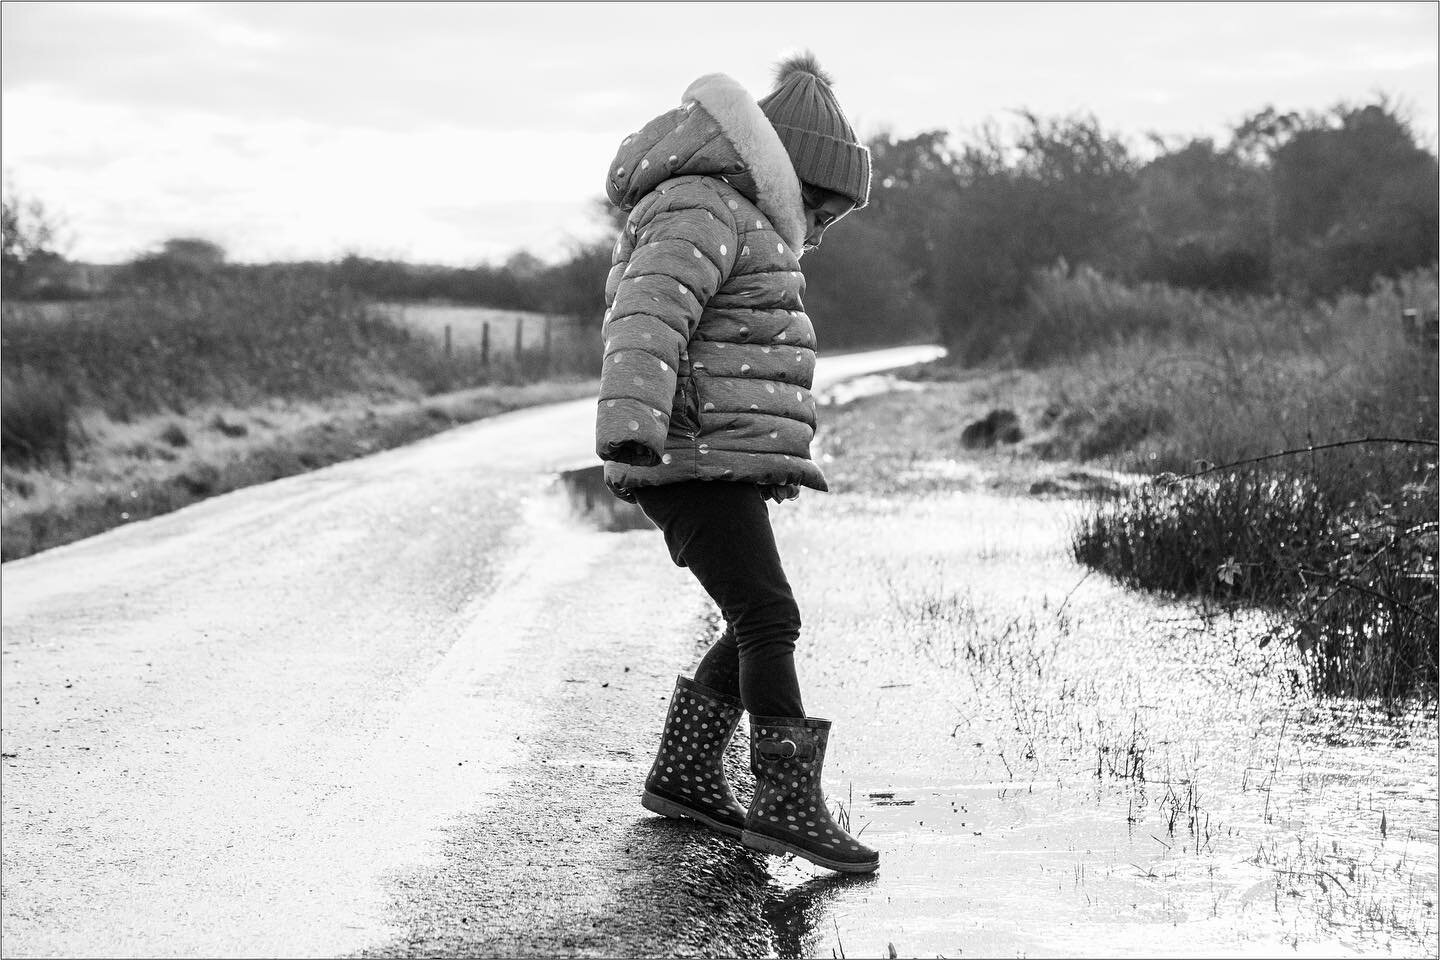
top-left (1164, 437), bottom-right (1439, 486)
top-left (1054, 568), bottom-right (1093, 619)
top-left (1298, 567), bottom-right (1439, 628)
top-left (1309, 524), bottom-right (1429, 618)
top-left (1316, 869), bottom-right (1352, 897)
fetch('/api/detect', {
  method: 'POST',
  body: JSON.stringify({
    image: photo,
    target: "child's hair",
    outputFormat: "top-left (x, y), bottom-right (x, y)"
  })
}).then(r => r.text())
top-left (800, 181), bottom-right (853, 212)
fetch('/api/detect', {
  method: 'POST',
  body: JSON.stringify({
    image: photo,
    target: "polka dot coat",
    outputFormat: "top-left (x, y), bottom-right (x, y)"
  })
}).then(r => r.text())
top-left (594, 73), bottom-right (827, 501)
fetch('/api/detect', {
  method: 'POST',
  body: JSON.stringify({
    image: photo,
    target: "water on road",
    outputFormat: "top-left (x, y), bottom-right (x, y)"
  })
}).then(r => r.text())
top-left (755, 489), bottom-right (1436, 957)
top-left (3, 347), bottom-right (1432, 958)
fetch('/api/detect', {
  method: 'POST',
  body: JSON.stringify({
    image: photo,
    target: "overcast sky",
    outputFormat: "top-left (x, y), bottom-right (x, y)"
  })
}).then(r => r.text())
top-left (3, 1), bottom-right (1436, 266)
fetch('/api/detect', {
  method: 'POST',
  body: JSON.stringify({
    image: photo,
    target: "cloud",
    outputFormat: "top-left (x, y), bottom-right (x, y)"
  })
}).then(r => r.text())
top-left (1, 3), bottom-right (651, 135)
top-left (4, 2), bottom-right (1435, 262)
top-left (2, 89), bottom-right (615, 264)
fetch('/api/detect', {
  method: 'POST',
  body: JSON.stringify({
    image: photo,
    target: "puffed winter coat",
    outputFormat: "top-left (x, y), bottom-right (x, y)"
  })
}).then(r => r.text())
top-left (594, 72), bottom-right (826, 501)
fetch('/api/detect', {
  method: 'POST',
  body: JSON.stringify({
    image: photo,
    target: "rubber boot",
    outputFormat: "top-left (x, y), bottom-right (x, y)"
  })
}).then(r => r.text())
top-left (640, 675), bottom-right (747, 838)
top-left (742, 716), bottom-right (880, 874)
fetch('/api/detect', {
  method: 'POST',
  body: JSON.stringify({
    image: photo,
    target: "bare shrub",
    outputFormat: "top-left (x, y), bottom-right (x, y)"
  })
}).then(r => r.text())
top-left (1, 368), bottom-right (77, 469)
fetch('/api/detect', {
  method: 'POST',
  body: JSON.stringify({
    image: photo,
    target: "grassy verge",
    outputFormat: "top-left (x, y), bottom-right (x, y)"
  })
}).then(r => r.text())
top-left (817, 266), bottom-right (1437, 700)
top-left (1074, 469), bottom-right (1436, 698)
top-left (1028, 268), bottom-right (1437, 701)
top-left (0, 378), bottom-right (598, 561)
top-left (1, 269), bottom-right (600, 561)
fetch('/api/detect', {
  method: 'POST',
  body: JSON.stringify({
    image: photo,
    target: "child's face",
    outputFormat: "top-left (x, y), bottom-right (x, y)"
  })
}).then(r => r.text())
top-left (801, 186), bottom-right (856, 252)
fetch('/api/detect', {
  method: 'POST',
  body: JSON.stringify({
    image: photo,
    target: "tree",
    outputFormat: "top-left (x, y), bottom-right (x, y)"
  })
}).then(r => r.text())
top-left (535, 237), bottom-right (613, 326)
top-left (864, 129), bottom-right (960, 304)
top-left (928, 112), bottom-right (1139, 353)
top-left (124, 236), bottom-right (228, 286)
top-left (801, 213), bottom-right (937, 349)
top-left (1131, 138), bottom-right (1271, 292)
top-left (158, 237), bottom-right (226, 269)
top-left (2, 182), bottom-right (65, 298)
top-left (1269, 100), bottom-right (1439, 295)
top-left (1007, 111), bottom-right (1139, 276)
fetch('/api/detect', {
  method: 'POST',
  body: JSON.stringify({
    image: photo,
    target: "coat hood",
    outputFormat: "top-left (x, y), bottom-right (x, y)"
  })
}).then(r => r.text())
top-left (605, 73), bottom-right (807, 255)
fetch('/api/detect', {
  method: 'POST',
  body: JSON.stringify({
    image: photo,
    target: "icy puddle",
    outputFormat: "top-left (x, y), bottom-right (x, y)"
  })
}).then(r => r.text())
top-left (757, 490), bottom-right (1436, 958)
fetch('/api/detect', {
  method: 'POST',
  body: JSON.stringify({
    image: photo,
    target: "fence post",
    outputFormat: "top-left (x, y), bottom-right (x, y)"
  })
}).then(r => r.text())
top-left (1400, 306), bottom-right (1438, 352)
top-left (444, 324), bottom-right (452, 359)
top-left (481, 322), bottom-right (490, 366)
top-left (515, 317), bottom-right (524, 358)
top-left (543, 315), bottom-right (553, 374)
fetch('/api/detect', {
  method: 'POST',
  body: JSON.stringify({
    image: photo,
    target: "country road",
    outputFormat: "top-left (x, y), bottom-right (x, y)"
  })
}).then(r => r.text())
top-left (1, 346), bottom-right (944, 958)
top-left (4, 342), bottom-right (1434, 958)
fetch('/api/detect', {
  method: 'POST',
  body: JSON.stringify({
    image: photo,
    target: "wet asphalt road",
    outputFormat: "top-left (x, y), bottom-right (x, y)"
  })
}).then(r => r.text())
top-left (0, 346), bottom-right (941, 958)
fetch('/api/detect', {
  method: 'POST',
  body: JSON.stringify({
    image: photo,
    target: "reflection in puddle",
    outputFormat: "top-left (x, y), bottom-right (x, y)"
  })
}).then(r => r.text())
top-left (556, 464), bottom-right (654, 532)
top-left (615, 816), bottom-right (887, 959)
top-left (764, 871), bottom-right (880, 959)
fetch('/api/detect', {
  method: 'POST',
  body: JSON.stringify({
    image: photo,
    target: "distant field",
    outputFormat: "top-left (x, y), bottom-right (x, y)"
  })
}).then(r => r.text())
top-left (4, 300), bottom-right (595, 361)
top-left (378, 303), bottom-right (591, 357)
top-left (3, 301), bottom-right (102, 323)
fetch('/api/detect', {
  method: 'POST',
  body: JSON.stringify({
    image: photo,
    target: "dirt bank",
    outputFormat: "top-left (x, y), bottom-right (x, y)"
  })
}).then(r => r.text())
top-left (0, 377), bottom-right (599, 560)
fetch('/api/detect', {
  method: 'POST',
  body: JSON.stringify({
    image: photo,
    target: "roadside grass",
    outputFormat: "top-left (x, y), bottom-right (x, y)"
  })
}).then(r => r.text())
top-left (1074, 469), bottom-right (1436, 700)
top-left (3, 269), bottom-right (419, 431)
top-left (859, 266), bottom-right (1438, 701)
top-left (957, 261), bottom-right (1434, 375)
top-left (1, 366), bottom-right (76, 470)
top-left (1, 269), bottom-right (596, 469)
top-left (0, 378), bottom-right (598, 561)
top-left (1039, 269), bottom-right (1439, 702)
top-left (1, 269), bottom-right (600, 560)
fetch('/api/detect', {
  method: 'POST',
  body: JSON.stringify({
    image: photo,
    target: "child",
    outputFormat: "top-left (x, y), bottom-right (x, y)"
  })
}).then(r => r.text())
top-left (595, 52), bottom-right (878, 874)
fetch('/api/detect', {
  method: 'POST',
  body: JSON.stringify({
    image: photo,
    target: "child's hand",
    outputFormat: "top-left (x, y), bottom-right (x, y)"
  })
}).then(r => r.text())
top-left (602, 439), bottom-right (661, 467)
top-left (762, 483), bottom-right (801, 503)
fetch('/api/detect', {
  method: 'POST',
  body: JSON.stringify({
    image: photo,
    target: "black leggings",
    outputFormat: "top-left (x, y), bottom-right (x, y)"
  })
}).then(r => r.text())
top-left (631, 481), bottom-right (805, 718)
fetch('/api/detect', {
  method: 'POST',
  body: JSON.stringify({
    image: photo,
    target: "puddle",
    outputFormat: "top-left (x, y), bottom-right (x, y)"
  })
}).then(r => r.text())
top-left (758, 490), bottom-right (1438, 957)
top-left (554, 464), bottom-right (654, 532)
top-left (552, 432), bottom-right (1434, 956)
top-left (818, 372), bottom-right (931, 407)
top-left (764, 870), bottom-right (881, 959)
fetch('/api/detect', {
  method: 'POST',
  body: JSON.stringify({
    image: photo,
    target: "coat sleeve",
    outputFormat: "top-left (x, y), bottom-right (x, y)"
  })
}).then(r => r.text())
top-left (595, 185), bottom-right (738, 466)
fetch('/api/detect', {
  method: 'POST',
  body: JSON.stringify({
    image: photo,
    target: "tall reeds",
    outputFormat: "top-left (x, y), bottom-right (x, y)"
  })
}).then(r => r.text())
top-left (1042, 266), bottom-right (1438, 700)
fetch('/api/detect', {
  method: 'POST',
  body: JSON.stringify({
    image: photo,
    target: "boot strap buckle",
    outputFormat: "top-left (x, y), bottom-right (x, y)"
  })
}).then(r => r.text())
top-left (758, 738), bottom-right (812, 760)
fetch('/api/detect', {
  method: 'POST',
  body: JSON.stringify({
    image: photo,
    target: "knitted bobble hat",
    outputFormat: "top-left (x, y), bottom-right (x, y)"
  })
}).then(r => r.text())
top-left (757, 51), bottom-right (871, 208)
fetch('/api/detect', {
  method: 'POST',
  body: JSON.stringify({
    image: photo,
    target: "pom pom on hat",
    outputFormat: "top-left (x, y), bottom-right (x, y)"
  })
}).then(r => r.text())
top-left (758, 50), bottom-right (871, 208)
top-left (771, 51), bottom-right (835, 88)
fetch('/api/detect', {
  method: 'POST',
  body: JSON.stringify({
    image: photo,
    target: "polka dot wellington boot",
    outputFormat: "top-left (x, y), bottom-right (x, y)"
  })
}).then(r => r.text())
top-left (741, 716), bottom-right (880, 874)
top-left (640, 675), bottom-right (748, 838)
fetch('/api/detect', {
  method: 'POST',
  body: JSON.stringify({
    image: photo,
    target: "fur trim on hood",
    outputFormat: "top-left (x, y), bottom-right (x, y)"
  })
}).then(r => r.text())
top-left (682, 73), bottom-right (806, 253)
top-left (605, 73), bottom-right (807, 255)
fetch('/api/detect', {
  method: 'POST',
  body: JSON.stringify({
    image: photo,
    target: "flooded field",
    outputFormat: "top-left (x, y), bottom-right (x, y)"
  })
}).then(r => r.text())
top-left (756, 489), bottom-right (1437, 957)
